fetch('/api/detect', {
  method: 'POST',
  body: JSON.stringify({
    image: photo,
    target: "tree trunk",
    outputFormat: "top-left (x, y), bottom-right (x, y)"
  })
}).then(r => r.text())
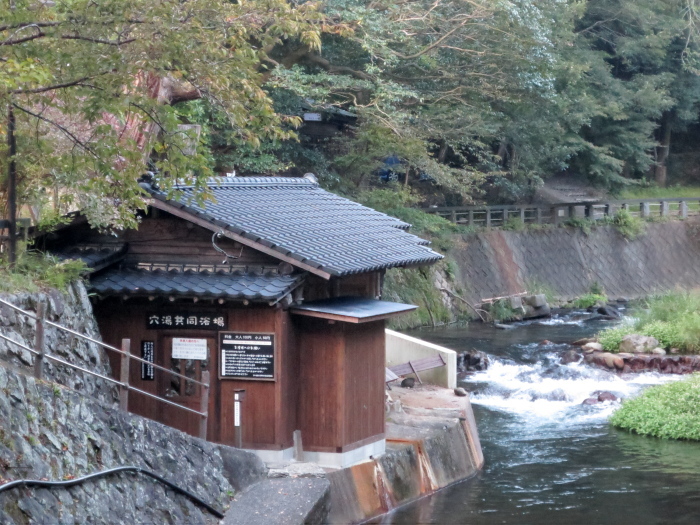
top-left (654, 112), bottom-right (672, 188)
top-left (6, 104), bottom-right (17, 265)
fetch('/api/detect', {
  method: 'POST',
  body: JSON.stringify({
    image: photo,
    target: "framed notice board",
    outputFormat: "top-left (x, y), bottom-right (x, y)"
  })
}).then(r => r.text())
top-left (219, 332), bottom-right (275, 381)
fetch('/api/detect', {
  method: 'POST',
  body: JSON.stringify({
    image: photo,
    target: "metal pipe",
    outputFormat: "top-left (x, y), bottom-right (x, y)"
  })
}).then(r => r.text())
top-left (0, 466), bottom-right (224, 518)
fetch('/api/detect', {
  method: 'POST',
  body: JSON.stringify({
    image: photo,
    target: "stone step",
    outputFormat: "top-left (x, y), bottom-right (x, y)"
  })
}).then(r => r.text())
top-left (222, 477), bottom-right (330, 525)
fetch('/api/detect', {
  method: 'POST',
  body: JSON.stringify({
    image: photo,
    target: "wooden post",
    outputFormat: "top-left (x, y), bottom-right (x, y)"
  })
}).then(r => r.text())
top-left (234, 389), bottom-right (246, 448)
top-left (199, 370), bottom-right (210, 440)
top-left (468, 210), bottom-right (474, 227)
top-left (485, 209), bottom-right (492, 228)
top-left (450, 210), bottom-right (456, 223)
top-left (660, 201), bottom-right (669, 217)
top-left (680, 201), bottom-right (689, 219)
top-left (34, 302), bottom-right (45, 380)
top-left (119, 338), bottom-right (130, 411)
top-left (519, 207), bottom-right (525, 223)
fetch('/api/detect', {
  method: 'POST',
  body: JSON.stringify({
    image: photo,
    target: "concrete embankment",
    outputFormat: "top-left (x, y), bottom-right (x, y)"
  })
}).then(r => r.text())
top-left (444, 220), bottom-right (700, 309)
top-left (327, 385), bottom-right (483, 523)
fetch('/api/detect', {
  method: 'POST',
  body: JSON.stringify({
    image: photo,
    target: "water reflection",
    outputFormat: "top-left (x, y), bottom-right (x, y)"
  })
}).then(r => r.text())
top-left (374, 317), bottom-right (700, 525)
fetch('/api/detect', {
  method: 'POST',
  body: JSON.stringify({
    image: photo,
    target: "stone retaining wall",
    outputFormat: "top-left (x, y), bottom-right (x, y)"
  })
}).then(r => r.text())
top-left (448, 220), bottom-right (700, 306)
top-left (0, 284), bottom-right (265, 524)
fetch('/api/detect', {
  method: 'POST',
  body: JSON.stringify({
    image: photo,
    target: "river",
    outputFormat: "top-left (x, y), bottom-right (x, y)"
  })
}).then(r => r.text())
top-left (376, 313), bottom-right (700, 525)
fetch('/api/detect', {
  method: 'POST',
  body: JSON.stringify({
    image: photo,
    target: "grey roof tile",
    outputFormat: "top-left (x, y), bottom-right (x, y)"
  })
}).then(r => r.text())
top-left (90, 269), bottom-right (303, 301)
top-left (148, 177), bottom-right (442, 276)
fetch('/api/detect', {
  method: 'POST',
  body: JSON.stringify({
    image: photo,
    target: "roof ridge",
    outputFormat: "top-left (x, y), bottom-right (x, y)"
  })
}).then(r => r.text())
top-left (172, 176), bottom-right (317, 190)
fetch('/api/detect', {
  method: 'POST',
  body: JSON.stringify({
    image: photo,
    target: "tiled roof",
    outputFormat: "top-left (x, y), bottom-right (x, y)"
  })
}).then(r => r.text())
top-left (53, 244), bottom-right (127, 271)
top-left (147, 177), bottom-right (443, 276)
top-left (90, 268), bottom-right (304, 301)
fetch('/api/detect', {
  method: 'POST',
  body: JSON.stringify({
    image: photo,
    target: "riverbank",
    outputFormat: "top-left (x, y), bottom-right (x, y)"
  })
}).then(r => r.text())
top-left (387, 218), bottom-right (700, 329)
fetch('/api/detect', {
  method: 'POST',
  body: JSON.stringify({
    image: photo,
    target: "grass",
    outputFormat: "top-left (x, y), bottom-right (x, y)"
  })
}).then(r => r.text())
top-left (610, 374), bottom-right (700, 440)
top-left (617, 185), bottom-right (700, 200)
top-left (597, 291), bottom-right (700, 353)
top-left (573, 293), bottom-right (607, 309)
top-left (0, 251), bottom-right (87, 293)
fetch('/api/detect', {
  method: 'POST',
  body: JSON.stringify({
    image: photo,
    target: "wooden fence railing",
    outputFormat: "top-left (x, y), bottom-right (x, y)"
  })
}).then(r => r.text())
top-left (422, 198), bottom-right (700, 227)
top-left (0, 297), bottom-right (210, 439)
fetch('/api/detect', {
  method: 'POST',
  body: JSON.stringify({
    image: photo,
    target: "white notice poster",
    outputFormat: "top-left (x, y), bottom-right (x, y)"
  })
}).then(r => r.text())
top-left (172, 338), bottom-right (208, 360)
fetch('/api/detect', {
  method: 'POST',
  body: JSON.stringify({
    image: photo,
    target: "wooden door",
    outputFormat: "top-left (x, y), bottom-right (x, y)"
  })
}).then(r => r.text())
top-left (157, 335), bottom-right (218, 438)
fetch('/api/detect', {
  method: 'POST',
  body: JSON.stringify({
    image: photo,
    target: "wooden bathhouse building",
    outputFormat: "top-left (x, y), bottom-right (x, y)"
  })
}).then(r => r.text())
top-left (43, 176), bottom-right (443, 467)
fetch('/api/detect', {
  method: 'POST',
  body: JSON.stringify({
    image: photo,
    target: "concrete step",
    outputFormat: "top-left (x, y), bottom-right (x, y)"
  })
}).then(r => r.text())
top-left (222, 477), bottom-right (330, 525)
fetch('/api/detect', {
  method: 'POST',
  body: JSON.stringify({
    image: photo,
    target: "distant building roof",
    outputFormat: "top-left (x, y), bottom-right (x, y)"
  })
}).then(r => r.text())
top-left (91, 268), bottom-right (303, 302)
top-left (145, 176), bottom-right (443, 277)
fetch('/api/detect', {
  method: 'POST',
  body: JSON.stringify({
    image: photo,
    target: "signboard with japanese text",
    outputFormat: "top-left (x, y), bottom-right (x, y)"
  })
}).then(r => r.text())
top-left (146, 312), bottom-right (226, 330)
top-left (219, 332), bottom-right (275, 381)
top-left (141, 341), bottom-right (155, 381)
top-left (172, 337), bottom-right (208, 360)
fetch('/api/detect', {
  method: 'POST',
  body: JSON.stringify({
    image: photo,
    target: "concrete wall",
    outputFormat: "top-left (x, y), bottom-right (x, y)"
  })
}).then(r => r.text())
top-left (326, 399), bottom-right (483, 524)
top-left (447, 220), bottom-right (700, 306)
top-left (385, 330), bottom-right (457, 388)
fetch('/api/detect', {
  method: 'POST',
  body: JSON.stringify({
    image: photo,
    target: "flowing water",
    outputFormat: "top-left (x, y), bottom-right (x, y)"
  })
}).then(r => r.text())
top-left (377, 313), bottom-right (700, 525)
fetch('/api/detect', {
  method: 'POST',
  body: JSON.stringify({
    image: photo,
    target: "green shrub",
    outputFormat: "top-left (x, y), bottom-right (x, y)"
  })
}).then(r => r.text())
top-left (0, 252), bottom-right (87, 293)
top-left (489, 299), bottom-right (521, 322)
top-left (502, 217), bottom-right (525, 231)
top-left (597, 292), bottom-right (700, 353)
top-left (612, 209), bottom-right (646, 240)
top-left (598, 326), bottom-right (636, 352)
top-left (573, 293), bottom-right (607, 309)
top-left (610, 374), bottom-right (700, 440)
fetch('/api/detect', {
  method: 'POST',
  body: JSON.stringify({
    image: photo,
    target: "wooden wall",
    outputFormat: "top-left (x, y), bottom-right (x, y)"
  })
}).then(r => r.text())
top-left (94, 299), bottom-right (299, 450)
top-left (296, 318), bottom-right (386, 453)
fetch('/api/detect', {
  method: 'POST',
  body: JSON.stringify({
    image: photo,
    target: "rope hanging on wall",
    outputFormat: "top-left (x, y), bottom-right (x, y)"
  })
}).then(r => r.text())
top-left (212, 231), bottom-right (244, 263)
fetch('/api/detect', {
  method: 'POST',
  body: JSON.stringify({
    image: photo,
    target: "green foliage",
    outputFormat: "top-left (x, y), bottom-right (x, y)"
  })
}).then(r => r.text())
top-left (502, 218), bottom-right (526, 232)
top-left (563, 217), bottom-right (595, 236)
top-left (618, 185), bottom-right (700, 199)
top-left (383, 266), bottom-right (453, 329)
top-left (612, 209), bottom-right (646, 240)
top-left (599, 326), bottom-right (636, 352)
top-left (1, 0), bottom-right (321, 230)
top-left (356, 188), bottom-right (472, 252)
top-left (573, 293), bottom-right (607, 309)
top-left (589, 282), bottom-right (605, 296)
top-left (610, 374), bottom-right (700, 440)
top-left (598, 292), bottom-right (700, 353)
top-left (488, 299), bottom-right (521, 323)
top-left (0, 252), bottom-right (87, 293)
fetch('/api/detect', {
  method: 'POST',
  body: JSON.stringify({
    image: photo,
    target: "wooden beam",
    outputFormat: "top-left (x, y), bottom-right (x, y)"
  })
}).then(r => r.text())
top-left (149, 199), bottom-right (333, 280)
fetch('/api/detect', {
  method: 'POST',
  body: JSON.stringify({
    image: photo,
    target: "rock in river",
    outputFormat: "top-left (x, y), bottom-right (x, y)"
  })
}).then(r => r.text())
top-left (619, 335), bottom-right (659, 354)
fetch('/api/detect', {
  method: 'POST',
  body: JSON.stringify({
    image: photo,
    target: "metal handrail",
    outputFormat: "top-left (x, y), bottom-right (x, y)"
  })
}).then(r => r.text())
top-left (0, 466), bottom-right (224, 518)
top-left (0, 297), bottom-right (209, 421)
top-left (0, 331), bottom-right (207, 418)
top-left (0, 297), bottom-right (209, 388)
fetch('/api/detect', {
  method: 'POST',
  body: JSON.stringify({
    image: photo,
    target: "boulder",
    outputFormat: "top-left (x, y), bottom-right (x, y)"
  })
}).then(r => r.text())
top-left (602, 353), bottom-right (624, 370)
top-left (524, 294), bottom-right (547, 308)
top-left (561, 350), bottom-right (581, 365)
top-left (401, 377), bottom-right (415, 388)
top-left (582, 397), bottom-right (599, 405)
top-left (509, 296), bottom-right (523, 310)
top-left (572, 338), bottom-right (595, 346)
top-left (651, 347), bottom-right (667, 356)
top-left (619, 334), bottom-right (659, 354)
top-left (597, 305), bottom-right (621, 319)
top-left (454, 387), bottom-right (468, 397)
top-left (582, 342), bottom-right (604, 352)
top-left (522, 304), bottom-right (551, 320)
top-left (596, 391), bottom-right (618, 402)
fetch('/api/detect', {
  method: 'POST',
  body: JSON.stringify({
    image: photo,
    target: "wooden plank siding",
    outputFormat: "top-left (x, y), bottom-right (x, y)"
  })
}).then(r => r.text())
top-left (94, 299), bottom-right (299, 450)
top-left (296, 317), bottom-right (385, 453)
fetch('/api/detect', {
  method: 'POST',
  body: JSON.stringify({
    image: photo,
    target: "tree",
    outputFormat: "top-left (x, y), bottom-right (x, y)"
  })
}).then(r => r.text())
top-left (1, 0), bottom-right (321, 260)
